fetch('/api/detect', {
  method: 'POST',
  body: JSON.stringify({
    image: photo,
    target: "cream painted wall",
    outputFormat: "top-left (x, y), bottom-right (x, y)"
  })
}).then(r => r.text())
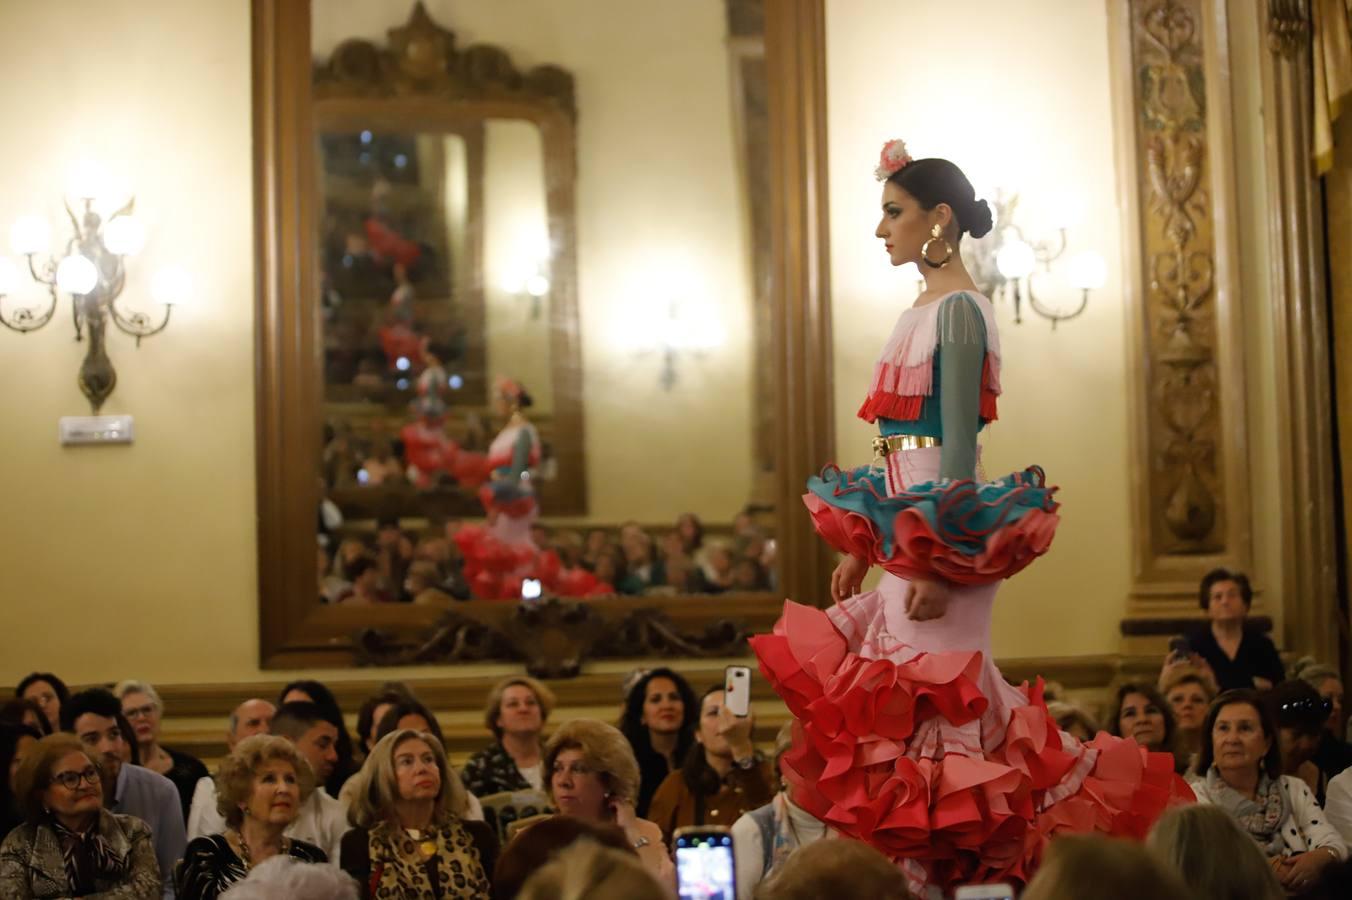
top-left (826, 0), bottom-right (1132, 657)
top-left (315, 0), bottom-right (757, 523)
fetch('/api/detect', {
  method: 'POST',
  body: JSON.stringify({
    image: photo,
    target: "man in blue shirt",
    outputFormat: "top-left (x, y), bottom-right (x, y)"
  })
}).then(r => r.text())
top-left (64, 688), bottom-right (186, 899)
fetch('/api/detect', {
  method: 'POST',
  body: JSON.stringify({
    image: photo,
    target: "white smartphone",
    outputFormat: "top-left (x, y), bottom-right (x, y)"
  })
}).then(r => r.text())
top-left (674, 826), bottom-right (735, 900)
top-left (724, 665), bottom-right (752, 717)
top-left (954, 884), bottom-right (1015, 900)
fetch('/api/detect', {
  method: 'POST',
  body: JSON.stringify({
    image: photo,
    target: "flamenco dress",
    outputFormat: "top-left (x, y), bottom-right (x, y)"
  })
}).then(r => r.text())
top-left (749, 291), bottom-right (1193, 892)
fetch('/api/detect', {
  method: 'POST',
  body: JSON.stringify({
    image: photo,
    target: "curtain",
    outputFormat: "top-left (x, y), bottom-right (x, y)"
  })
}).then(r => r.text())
top-left (1314, 0), bottom-right (1352, 172)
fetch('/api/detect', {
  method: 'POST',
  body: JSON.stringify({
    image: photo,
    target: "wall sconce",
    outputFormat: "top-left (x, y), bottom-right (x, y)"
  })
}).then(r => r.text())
top-left (627, 298), bottom-right (724, 390)
top-left (0, 163), bottom-right (190, 412)
top-left (500, 229), bottom-right (551, 319)
top-left (969, 191), bottom-right (1106, 330)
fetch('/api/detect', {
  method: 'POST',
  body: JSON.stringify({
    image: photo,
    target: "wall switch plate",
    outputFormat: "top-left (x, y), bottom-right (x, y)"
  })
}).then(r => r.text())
top-left (59, 415), bottom-right (134, 446)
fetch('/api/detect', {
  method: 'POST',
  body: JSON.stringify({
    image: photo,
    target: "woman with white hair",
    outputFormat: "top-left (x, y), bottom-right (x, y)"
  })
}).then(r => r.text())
top-left (340, 728), bottom-right (496, 899)
top-left (115, 678), bottom-right (209, 822)
top-left (220, 855), bottom-right (359, 900)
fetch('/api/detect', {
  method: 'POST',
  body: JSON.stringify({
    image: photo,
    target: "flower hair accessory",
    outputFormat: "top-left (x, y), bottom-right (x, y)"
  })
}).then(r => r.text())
top-left (874, 138), bottom-right (913, 181)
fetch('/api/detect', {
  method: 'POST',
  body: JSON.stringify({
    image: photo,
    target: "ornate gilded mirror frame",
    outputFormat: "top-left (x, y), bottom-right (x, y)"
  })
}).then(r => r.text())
top-left (253, 0), bottom-right (833, 669)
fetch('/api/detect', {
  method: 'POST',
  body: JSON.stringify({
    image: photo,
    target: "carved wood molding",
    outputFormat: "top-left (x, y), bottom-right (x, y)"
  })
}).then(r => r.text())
top-left (1111, 0), bottom-right (1252, 620)
top-left (313, 1), bottom-right (576, 118)
top-left (1267, 0), bottom-right (1312, 59)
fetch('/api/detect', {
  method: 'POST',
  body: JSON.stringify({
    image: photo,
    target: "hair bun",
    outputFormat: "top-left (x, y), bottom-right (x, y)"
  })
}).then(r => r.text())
top-left (966, 199), bottom-right (993, 239)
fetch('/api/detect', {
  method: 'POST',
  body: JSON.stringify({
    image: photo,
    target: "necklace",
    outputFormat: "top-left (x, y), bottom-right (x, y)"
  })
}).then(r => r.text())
top-left (235, 830), bottom-right (287, 870)
top-left (402, 827), bottom-right (439, 861)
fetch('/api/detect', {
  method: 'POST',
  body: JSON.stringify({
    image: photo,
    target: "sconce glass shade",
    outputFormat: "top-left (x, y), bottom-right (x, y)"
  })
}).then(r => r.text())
top-left (55, 255), bottom-right (99, 295)
top-left (525, 274), bottom-right (550, 297)
top-left (151, 265), bottom-right (192, 306)
top-left (0, 257), bottom-right (18, 295)
top-left (103, 215), bottom-right (146, 256)
top-left (995, 240), bottom-right (1036, 279)
top-left (10, 216), bottom-right (51, 256)
top-left (501, 272), bottom-right (526, 294)
top-left (1067, 251), bottom-right (1107, 290)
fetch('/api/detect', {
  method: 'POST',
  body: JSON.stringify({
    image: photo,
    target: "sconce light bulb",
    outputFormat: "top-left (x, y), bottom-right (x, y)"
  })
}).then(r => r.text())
top-left (1067, 250), bottom-right (1107, 291)
top-left (502, 272), bottom-right (526, 294)
top-left (995, 240), bottom-right (1036, 280)
top-left (103, 215), bottom-right (146, 256)
top-left (9, 216), bottom-right (51, 256)
top-left (151, 265), bottom-right (193, 306)
top-left (0, 257), bottom-right (18, 295)
top-left (525, 274), bottom-right (550, 297)
top-left (55, 255), bottom-right (99, 295)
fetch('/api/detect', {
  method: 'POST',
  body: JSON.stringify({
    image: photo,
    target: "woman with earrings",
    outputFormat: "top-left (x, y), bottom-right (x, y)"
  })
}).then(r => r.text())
top-left (0, 733), bottom-right (161, 898)
top-left (176, 735), bottom-right (326, 899)
top-left (749, 138), bottom-right (1193, 894)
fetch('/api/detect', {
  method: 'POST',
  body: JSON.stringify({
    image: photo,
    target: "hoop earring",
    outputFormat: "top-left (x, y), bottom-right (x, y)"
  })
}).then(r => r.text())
top-left (921, 223), bottom-right (953, 269)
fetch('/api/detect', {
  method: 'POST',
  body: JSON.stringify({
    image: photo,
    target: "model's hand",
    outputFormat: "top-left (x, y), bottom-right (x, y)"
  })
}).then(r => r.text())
top-left (831, 555), bottom-right (869, 605)
top-left (905, 578), bottom-right (951, 621)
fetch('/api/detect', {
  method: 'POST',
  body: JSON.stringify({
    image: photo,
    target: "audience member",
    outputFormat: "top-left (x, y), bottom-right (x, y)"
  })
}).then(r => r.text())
top-left (1186, 568), bottom-right (1285, 691)
top-left (542, 719), bottom-right (669, 880)
top-left (463, 676), bottom-right (555, 797)
top-left (116, 679), bottom-right (210, 823)
top-left (276, 680), bottom-right (356, 796)
top-left (1159, 666), bottom-right (1214, 775)
top-left (341, 729), bottom-right (496, 899)
top-left (188, 699), bottom-right (277, 839)
top-left (516, 838), bottom-right (668, 900)
top-left (1269, 679), bottom-right (1339, 803)
top-left (618, 668), bottom-right (698, 818)
top-left (355, 686), bottom-right (411, 761)
top-left (0, 734), bottom-right (162, 898)
top-left (177, 735), bottom-right (327, 900)
top-left (701, 543), bottom-right (735, 592)
top-left (375, 697), bottom-right (446, 747)
top-left (406, 560), bottom-right (456, 607)
top-left (1, 723), bottom-right (41, 841)
top-left (1188, 689), bottom-right (1348, 894)
top-left (1105, 682), bottom-right (1184, 774)
top-left (754, 837), bottom-right (912, 900)
top-left (375, 515), bottom-right (414, 598)
top-left (1293, 657), bottom-right (1352, 780)
top-left (337, 556), bottom-right (390, 605)
top-left (491, 816), bottom-right (633, 900)
top-left (15, 672), bottom-right (70, 734)
top-left (1020, 834), bottom-right (1191, 900)
top-left (217, 854), bottom-right (359, 900)
top-left (1146, 803), bottom-right (1284, 900)
top-left (649, 685), bottom-right (774, 846)
top-left (1046, 701), bottom-right (1098, 743)
top-left (732, 724), bottom-right (833, 899)
top-left (0, 698), bottom-right (50, 736)
top-left (63, 687), bottom-right (186, 898)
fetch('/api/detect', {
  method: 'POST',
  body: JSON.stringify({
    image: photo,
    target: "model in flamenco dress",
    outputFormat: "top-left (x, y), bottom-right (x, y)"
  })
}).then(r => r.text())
top-left (749, 140), bottom-right (1193, 895)
top-left (453, 378), bottom-right (612, 600)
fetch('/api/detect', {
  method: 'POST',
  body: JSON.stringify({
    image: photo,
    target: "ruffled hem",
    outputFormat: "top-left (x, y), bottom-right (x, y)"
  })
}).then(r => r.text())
top-left (452, 526), bottom-right (611, 600)
top-left (805, 465), bottom-right (1061, 585)
top-left (749, 601), bottom-right (1193, 889)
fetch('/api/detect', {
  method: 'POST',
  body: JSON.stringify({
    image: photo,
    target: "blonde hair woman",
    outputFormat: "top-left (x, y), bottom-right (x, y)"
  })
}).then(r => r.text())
top-left (515, 839), bottom-right (668, 900)
top-left (462, 676), bottom-right (557, 797)
top-left (178, 735), bottom-right (326, 900)
top-left (754, 838), bottom-right (911, 900)
top-left (542, 719), bottom-right (669, 880)
top-left (340, 728), bottom-right (496, 899)
top-left (1020, 835), bottom-right (1192, 900)
top-left (1146, 804), bottom-right (1284, 900)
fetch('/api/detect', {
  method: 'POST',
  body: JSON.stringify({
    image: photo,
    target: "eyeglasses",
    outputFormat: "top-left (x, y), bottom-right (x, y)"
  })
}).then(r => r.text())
top-left (123, 704), bottom-right (157, 720)
top-left (51, 766), bottom-right (101, 791)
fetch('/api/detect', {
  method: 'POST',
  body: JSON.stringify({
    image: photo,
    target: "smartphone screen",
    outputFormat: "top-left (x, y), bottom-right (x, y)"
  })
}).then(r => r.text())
top-left (520, 578), bottom-right (542, 600)
top-left (953, 884), bottom-right (1015, 900)
top-left (675, 831), bottom-right (735, 900)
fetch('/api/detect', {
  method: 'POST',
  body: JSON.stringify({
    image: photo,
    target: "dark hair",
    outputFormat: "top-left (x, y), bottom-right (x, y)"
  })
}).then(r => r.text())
top-left (1198, 689), bottom-right (1283, 779)
top-left (1198, 568), bottom-right (1253, 612)
top-left (492, 816), bottom-right (633, 900)
top-left (0, 699), bottom-right (52, 736)
top-left (1267, 679), bottom-right (1331, 737)
top-left (376, 699), bottom-right (444, 747)
top-left (14, 672), bottom-right (69, 708)
top-left (271, 702), bottom-right (331, 742)
top-left (346, 556), bottom-right (378, 581)
top-left (60, 689), bottom-right (141, 766)
top-left (276, 680), bottom-right (354, 794)
top-left (618, 668), bottom-right (697, 774)
top-left (1, 722), bottom-right (43, 831)
top-left (676, 513), bottom-right (705, 553)
top-left (888, 158), bottom-right (993, 239)
top-left (356, 687), bottom-right (413, 755)
top-left (1106, 682), bottom-right (1178, 748)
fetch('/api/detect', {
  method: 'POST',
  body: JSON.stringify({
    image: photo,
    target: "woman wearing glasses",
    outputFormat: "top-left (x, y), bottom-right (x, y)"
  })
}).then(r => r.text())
top-left (114, 679), bottom-right (209, 824)
top-left (0, 733), bottom-right (161, 898)
top-left (1268, 680), bottom-right (1340, 805)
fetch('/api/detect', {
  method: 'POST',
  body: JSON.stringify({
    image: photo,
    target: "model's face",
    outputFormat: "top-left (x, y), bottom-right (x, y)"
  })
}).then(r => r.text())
top-left (497, 685), bottom-right (543, 737)
top-left (874, 182), bottom-right (947, 268)
top-left (1206, 579), bottom-right (1248, 622)
top-left (393, 738), bottom-right (441, 803)
top-left (641, 677), bottom-right (685, 736)
top-left (1166, 681), bottom-right (1210, 730)
top-left (1117, 692), bottom-right (1167, 749)
top-left (550, 748), bottom-right (608, 820)
top-left (1211, 702), bottom-right (1271, 774)
top-left (121, 691), bottom-right (161, 746)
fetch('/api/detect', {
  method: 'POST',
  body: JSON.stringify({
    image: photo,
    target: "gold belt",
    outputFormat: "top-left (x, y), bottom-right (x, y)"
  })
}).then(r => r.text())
top-left (872, 434), bottom-right (941, 462)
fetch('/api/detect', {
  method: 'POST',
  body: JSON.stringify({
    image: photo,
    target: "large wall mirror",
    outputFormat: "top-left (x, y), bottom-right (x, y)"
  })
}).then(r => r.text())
top-left (255, 0), bottom-right (832, 670)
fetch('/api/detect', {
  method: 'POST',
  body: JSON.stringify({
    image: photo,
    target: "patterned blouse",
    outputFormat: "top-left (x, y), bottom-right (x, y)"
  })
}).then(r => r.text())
top-left (461, 741), bottom-right (539, 797)
top-left (177, 833), bottom-right (326, 900)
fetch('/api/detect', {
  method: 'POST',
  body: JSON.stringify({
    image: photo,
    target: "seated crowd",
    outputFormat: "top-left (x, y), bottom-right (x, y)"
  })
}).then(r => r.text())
top-left (2, 567), bottom-right (1352, 898)
top-left (318, 508), bottom-right (779, 605)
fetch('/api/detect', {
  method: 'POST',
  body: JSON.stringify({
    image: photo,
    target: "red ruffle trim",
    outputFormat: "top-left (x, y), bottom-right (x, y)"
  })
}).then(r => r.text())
top-left (452, 525), bottom-right (613, 600)
top-left (750, 601), bottom-right (1193, 889)
top-left (857, 355), bottom-right (1000, 425)
top-left (803, 492), bottom-right (1059, 586)
top-left (478, 485), bottom-right (537, 519)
